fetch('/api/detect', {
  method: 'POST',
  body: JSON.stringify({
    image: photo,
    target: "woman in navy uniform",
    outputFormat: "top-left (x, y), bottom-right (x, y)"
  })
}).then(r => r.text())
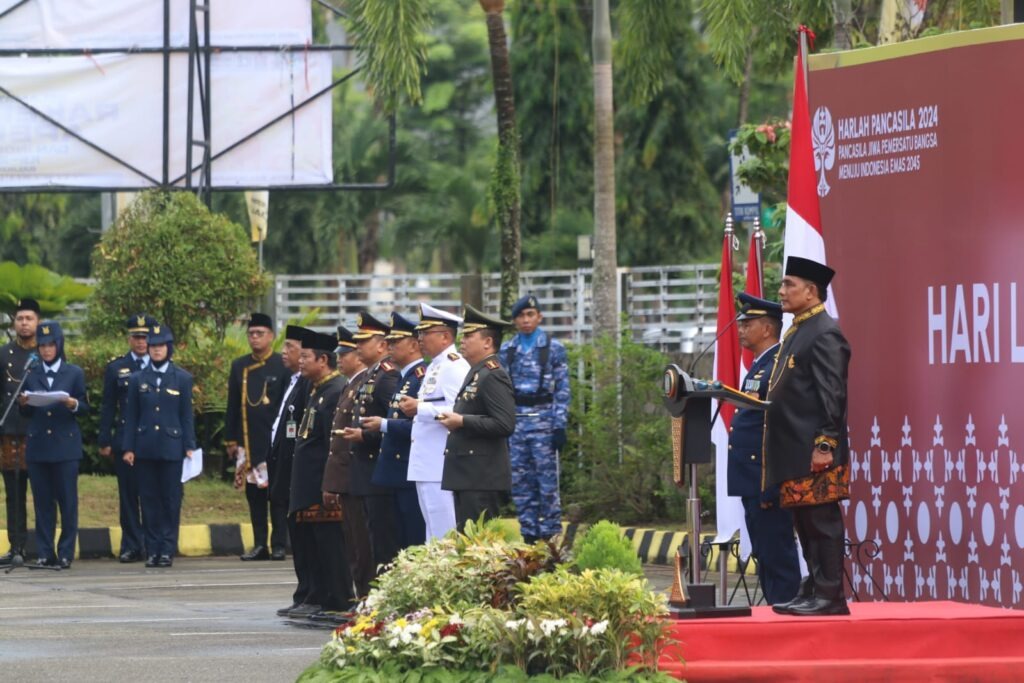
top-left (123, 324), bottom-right (196, 568)
top-left (17, 320), bottom-right (89, 569)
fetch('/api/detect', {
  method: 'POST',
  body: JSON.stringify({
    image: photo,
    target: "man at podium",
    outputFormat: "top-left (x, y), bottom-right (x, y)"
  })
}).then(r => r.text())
top-left (765, 256), bottom-right (851, 617)
top-left (729, 293), bottom-right (800, 606)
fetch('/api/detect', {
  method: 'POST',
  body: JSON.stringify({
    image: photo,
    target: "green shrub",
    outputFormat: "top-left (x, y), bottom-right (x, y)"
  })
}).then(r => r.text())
top-left (561, 331), bottom-right (683, 525)
top-left (572, 521), bottom-right (642, 575)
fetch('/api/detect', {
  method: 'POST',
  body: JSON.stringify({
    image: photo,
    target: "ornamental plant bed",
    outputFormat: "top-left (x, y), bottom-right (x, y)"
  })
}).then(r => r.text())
top-left (302, 521), bottom-right (680, 681)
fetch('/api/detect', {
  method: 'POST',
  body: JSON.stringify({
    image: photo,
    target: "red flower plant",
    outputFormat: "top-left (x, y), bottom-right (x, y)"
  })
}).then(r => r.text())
top-left (440, 623), bottom-right (463, 639)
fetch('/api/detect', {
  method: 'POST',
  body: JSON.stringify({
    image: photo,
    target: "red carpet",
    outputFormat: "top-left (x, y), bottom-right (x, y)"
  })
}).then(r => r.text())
top-left (658, 601), bottom-right (1024, 682)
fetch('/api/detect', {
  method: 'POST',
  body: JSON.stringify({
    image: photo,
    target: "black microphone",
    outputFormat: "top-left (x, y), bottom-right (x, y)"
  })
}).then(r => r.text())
top-left (687, 314), bottom-right (741, 376)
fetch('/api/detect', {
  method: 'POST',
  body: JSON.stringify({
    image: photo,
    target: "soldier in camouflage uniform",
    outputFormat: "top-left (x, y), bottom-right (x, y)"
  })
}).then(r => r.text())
top-left (499, 294), bottom-right (571, 543)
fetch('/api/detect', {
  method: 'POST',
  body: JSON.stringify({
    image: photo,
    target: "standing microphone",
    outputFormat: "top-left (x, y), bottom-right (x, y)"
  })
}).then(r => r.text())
top-left (687, 314), bottom-right (740, 376)
top-left (24, 352), bottom-right (39, 371)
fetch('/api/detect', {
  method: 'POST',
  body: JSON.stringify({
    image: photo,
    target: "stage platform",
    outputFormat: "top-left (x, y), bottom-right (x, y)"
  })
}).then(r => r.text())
top-left (658, 601), bottom-right (1024, 682)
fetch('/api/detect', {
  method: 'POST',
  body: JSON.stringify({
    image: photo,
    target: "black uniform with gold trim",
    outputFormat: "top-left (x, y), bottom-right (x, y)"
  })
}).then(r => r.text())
top-left (764, 256), bottom-right (851, 617)
top-left (0, 297), bottom-right (39, 563)
top-left (441, 306), bottom-right (516, 528)
top-left (225, 313), bottom-right (287, 559)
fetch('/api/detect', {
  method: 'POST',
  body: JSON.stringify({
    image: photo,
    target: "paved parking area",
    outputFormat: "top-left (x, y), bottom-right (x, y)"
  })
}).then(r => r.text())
top-left (0, 558), bottom-right (327, 682)
top-left (0, 557), bottom-right (756, 682)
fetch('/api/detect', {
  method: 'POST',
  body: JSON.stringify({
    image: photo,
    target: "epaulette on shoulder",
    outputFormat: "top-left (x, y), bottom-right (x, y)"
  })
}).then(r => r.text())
top-left (414, 365), bottom-right (426, 378)
top-left (484, 358), bottom-right (500, 370)
top-left (447, 352), bottom-right (461, 361)
top-left (381, 359), bottom-right (395, 372)
top-left (109, 355), bottom-right (121, 363)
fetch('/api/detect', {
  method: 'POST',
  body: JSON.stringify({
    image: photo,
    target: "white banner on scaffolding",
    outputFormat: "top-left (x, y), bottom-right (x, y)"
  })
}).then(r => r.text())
top-left (0, 0), bottom-right (333, 189)
top-left (0, 0), bottom-right (312, 48)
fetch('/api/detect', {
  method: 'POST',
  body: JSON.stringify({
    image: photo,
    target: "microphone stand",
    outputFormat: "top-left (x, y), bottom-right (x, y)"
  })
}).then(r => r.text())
top-left (1, 353), bottom-right (36, 574)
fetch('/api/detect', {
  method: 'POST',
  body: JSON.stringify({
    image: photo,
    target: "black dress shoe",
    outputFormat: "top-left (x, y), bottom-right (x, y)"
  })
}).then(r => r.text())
top-left (285, 603), bottom-right (321, 618)
top-left (145, 555), bottom-right (160, 568)
top-left (270, 548), bottom-right (286, 561)
top-left (788, 597), bottom-right (850, 616)
top-left (119, 550), bottom-right (141, 563)
top-left (32, 557), bottom-right (59, 570)
top-left (0, 548), bottom-right (24, 566)
top-left (277, 603), bottom-right (301, 617)
top-left (58, 558), bottom-right (72, 570)
top-left (157, 555), bottom-right (173, 567)
top-left (308, 610), bottom-right (351, 626)
top-left (240, 546), bottom-right (270, 561)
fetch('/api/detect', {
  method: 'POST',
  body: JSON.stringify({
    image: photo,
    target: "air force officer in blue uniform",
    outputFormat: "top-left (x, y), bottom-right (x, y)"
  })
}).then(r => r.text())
top-left (729, 293), bottom-right (800, 605)
top-left (98, 314), bottom-right (156, 562)
top-left (18, 321), bottom-right (88, 569)
top-left (123, 324), bottom-right (196, 568)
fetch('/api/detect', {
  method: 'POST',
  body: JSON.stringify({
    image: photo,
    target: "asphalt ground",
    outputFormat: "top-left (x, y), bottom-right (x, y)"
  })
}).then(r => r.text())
top-left (0, 557), bottom-right (327, 682)
top-left (0, 558), bottom-right (757, 682)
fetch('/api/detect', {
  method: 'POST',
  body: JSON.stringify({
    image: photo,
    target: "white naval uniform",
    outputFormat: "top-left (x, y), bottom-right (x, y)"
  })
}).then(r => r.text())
top-left (407, 343), bottom-right (470, 539)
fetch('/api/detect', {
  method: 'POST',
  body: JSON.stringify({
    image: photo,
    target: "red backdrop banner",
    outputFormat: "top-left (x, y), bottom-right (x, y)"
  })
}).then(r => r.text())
top-left (808, 26), bottom-right (1024, 608)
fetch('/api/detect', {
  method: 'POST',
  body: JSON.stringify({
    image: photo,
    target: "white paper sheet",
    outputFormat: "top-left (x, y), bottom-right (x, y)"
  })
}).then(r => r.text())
top-left (181, 448), bottom-right (203, 483)
top-left (22, 390), bottom-right (70, 407)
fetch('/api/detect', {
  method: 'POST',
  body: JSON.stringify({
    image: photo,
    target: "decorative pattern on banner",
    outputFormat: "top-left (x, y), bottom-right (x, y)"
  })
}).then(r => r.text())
top-left (847, 415), bottom-right (1023, 607)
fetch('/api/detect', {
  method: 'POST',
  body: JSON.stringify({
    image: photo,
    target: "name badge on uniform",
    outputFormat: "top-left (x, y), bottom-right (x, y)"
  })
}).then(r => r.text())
top-left (286, 405), bottom-right (297, 439)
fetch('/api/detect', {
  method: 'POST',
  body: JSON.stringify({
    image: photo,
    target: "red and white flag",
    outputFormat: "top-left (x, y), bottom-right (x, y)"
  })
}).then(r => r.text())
top-left (740, 233), bottom-right (763, 374)
top-left (784, 28), bottom-right (838, 319)
top-left (711, 229), bottom-right (746, 547)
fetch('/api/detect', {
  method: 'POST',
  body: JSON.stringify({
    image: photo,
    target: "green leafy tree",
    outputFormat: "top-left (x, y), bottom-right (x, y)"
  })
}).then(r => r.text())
top-left (0, 261), bottom-right (93, 319)
top-left (88, 191), bottom-right (268, 342)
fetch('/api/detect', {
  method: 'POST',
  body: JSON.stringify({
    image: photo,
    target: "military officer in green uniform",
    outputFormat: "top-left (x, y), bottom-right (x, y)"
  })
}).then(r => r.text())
top-left (437, 305), bottom-right (516, 530)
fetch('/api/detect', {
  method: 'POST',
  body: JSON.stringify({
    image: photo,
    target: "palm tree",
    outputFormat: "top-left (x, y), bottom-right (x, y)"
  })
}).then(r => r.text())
top-left (346, 0), bottom-right (521, 315)
top-left (479, 0), bottom-right (521, 317)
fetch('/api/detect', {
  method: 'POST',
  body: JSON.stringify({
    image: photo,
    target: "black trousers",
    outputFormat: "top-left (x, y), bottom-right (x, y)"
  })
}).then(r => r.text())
top-left (453, 490), bottom-right (503, 532)
top-left (113, 450), bottom-right (144, 554)
top-left (286, 513), bottom-right (312, 606)
top-left (292, 518), bottom-right (354, 612)
top-left (2, 469), bottom-right (28, 551)
top-left (246, 482), bottom-right (287, 550)
top-left (792, 501), bottom-right (846, 601)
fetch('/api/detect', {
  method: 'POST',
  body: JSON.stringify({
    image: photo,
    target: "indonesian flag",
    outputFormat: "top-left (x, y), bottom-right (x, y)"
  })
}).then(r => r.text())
top-left (783, 31), bottom-right (838, 321)
top-left (711, 230), bottom-right (746, 548)
top-left (740, 235), bottom-right (763, 373)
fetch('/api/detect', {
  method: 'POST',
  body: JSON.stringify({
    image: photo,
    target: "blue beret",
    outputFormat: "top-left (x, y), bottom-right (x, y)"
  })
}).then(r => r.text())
top-left (511, 294), bottom-right (540, 318)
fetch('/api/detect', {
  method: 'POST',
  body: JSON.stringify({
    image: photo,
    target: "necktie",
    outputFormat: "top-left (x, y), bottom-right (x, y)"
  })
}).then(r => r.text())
top-left (45, 370), bottom-right (57, 378)
top-left (135, 358), bottom-right (144, 371)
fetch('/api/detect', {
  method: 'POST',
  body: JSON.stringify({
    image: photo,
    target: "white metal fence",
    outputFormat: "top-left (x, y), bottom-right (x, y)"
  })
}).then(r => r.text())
top-left (275, 264), bottom-right (720, 351)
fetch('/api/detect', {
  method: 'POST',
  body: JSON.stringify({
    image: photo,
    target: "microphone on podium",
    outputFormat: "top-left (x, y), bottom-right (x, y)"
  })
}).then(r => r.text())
top-left (687, 314), bottom-right (741, 376)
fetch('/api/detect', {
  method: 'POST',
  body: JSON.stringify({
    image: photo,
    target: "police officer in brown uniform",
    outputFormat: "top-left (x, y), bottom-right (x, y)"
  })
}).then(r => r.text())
top-left (765, 256), bottom-right (851, 617)
top-left (321, 326), bottom-right (374, 598)
top-left (338, 312), bottom-right (402, 570)
top-left (437, 305), bottom-right (516, 530)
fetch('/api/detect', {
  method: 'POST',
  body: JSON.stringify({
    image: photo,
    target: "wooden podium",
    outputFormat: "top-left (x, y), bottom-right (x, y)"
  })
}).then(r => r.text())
top-left (661, 364), bottom-right (768, 619)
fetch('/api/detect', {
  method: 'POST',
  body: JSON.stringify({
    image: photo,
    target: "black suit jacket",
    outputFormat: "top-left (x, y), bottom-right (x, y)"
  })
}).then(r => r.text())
top-left (441, 354), bottom-right (515, 492)
top-left (764, 306), bottom-right (851, 487)
top-left (224, 352), bottom-right (286, 467)
top-left (289, 372), bottom-right (345, 514)
top-left (268, 373), bottom-right (306, 506)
